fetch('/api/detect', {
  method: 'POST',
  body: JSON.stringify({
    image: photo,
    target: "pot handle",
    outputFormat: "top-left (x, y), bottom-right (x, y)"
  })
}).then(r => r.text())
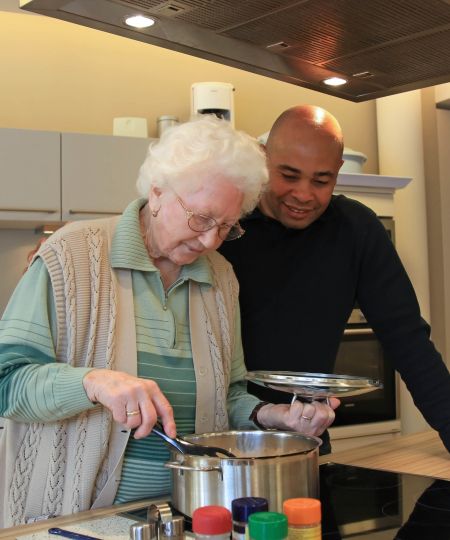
top-left (164, 461), bottom-right (223, 479)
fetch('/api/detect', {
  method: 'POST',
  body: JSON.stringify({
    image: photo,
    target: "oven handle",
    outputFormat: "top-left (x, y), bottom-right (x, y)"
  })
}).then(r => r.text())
top-left (344, 328), bottom-right (375, 336)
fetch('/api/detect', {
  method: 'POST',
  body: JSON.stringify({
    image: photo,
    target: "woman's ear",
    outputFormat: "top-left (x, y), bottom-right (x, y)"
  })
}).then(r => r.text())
top-left (148, 186), bottom-right (163, 217)
top-left (148, 185), bottom-right (162, 203)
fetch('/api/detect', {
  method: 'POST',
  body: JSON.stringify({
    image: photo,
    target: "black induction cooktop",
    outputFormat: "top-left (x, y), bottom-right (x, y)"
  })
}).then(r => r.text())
top-left (123, 463), bottom-right (450, 539)
top-left (321, 462), bottom-right (450, 539)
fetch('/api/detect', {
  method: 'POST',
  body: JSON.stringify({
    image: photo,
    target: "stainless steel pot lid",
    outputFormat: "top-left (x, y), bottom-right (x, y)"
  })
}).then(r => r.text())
top-left (245, 370), bottom-right (382, 399)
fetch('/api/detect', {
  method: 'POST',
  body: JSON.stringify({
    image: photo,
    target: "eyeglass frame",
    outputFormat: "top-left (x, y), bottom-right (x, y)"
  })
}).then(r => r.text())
top-left (176, 196), bottom-right (245, 241)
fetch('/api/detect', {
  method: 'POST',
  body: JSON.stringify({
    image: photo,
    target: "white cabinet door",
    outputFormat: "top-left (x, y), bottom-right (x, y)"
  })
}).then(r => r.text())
top-left (0, 128), bottom-right (61, 224)
top-left (61, 133), bottom-right (151, 221)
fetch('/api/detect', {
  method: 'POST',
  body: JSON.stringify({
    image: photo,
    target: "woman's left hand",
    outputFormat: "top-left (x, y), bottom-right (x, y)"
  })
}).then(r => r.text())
top-left (256, 398), bottom-right (340, 437)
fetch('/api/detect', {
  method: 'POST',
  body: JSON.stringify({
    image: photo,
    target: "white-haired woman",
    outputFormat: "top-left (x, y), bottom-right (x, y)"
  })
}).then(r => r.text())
top-left (0, 116), bottom-right (338, 527)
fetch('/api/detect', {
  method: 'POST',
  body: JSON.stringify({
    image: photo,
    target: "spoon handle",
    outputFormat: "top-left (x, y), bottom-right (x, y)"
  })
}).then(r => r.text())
top-left (152, 421), bottom-right (187, 454)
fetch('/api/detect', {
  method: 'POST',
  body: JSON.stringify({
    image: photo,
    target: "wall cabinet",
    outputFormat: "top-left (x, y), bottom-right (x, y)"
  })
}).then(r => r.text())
top-left (0, 128), bottom-right (61, 225)
top-left (0, 128), bottom-right (152, 227)
top-left (61, 133), bottom-right (150, 221)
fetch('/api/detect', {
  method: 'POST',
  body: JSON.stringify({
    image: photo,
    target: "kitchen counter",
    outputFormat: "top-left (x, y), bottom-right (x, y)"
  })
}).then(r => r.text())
top-left (2, 430), bottom-right (449, 539)
top-left (321, 428), bottom-right (450, 479)
top-left (0, 497), bottom-right (164, 539)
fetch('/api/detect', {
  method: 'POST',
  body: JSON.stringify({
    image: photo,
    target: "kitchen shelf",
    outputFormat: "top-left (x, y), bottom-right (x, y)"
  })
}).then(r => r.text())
top-left (337, 173), bottom-right (411, 192)
top-left (335, 173), bottom-right (412, 217)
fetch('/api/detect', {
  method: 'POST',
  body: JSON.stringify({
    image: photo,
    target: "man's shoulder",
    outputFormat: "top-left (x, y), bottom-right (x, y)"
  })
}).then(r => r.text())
top-left (330, 194), bottom-right (379, 224)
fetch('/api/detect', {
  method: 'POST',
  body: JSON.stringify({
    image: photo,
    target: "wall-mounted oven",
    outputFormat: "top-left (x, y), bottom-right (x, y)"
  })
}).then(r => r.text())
top-left (333, 309), bottom-right (397, 426)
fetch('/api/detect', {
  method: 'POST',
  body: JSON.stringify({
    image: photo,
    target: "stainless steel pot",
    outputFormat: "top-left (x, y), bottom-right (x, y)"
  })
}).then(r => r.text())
top-left (165, 430), bottom-right (321, 516)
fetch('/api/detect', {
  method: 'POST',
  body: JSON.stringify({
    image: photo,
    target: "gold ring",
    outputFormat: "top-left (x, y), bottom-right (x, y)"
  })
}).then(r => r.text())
top-left (301, 415), bottom-right (313, 421)
top-left (126, 410), bottom-right (140, 417)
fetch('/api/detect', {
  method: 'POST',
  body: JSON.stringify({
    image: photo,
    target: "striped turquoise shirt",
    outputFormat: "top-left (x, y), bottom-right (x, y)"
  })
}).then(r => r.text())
top-left (0, 199), bottom-right (259, 503)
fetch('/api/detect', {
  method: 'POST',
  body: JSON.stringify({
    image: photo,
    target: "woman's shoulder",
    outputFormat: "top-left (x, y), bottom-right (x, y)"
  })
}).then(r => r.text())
top-left (49, 215), bottom-right (121, 240)
top-left (205, 250), bottom-right (238, 290)
top-left (205, 250), bottom-right (235, 272)
top-left (34, 216), bottom-right (120, 266)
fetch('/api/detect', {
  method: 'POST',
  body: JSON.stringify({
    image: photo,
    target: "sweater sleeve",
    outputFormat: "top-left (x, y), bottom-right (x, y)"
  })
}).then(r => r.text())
top-left (0, 258), bottom-right (95, 422)
top-left (227, 303), bottom-right (260, 428)
top-left (356, 214), bottom-right (450, 452)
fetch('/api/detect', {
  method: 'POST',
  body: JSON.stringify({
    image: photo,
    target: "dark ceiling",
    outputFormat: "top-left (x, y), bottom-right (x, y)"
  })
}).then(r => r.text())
top-left (21, 0), bottom-right (450, 102)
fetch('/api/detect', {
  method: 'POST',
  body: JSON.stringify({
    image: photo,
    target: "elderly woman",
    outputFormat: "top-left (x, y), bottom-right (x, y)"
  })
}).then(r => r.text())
top-left (0, 116), bottom-right (338, 527)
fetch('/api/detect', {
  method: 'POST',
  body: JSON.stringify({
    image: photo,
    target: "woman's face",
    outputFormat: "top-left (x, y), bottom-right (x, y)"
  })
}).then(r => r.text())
top-left (149, 174), bottom-right (244, 266)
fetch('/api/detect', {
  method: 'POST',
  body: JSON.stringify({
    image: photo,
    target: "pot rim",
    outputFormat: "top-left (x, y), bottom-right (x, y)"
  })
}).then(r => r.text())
top-left (174, 429), bottom-right (322, 461)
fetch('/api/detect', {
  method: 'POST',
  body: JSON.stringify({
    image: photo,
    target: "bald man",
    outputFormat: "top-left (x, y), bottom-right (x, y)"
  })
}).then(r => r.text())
top-left (219, 105), bottom-right (450, 454)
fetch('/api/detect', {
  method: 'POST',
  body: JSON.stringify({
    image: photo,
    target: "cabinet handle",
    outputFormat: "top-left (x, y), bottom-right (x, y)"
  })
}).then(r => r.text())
top-left (344, 328), bottom-right (375, 336)
top-left (0, 207), bottom-right (58, 213)
top-left (68, 209), bottom-right (121, 215)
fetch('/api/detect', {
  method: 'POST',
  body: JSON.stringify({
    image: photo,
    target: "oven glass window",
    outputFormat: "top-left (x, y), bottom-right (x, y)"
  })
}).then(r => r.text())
top-left (333, 333), bottom-right (396, 426)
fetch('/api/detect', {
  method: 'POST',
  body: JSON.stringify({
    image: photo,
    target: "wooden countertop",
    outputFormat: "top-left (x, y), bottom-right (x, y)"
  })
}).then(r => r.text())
top-left (320, 429), bottom-right (450, 479)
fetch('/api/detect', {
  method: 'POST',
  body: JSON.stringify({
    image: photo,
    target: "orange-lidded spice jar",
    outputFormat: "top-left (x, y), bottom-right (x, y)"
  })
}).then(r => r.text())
top-left (282, 498), bottom-right (321, 540)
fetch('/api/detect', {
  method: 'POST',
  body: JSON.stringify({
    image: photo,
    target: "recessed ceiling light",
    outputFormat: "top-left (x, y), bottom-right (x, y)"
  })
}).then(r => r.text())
top-left (124, 15), bottom-right (156, 29)
top-left (322, 77), bottom-right (348, 87)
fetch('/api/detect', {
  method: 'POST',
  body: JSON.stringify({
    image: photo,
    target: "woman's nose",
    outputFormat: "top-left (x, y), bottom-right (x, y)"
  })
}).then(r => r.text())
top-left (199, 228), bottom-right (222, 249)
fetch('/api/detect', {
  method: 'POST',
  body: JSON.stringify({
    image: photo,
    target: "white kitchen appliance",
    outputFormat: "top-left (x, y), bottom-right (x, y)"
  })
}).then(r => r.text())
top-left (191, 82), bottom-right (235, 126)
top-left (113, 117), bottom-right (148, 138)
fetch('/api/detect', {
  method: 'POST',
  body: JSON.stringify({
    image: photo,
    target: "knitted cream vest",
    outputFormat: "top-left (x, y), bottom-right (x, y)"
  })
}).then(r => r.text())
top-left (0, 216), bottom-right (237, 527)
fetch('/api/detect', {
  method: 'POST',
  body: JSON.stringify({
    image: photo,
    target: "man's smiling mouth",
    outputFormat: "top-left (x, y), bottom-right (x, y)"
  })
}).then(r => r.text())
top-left (283, 202), bottom-right (313, 214)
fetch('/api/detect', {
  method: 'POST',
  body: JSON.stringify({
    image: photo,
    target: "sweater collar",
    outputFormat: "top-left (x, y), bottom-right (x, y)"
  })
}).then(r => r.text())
top-left (110, 198), bottom-right (213, 285)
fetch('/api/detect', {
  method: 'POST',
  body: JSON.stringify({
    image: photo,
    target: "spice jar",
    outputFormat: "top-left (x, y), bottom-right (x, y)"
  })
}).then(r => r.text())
top-left (282, 498), bottom-right (321, 540)
top-left (248, 512), bottom-right (288, 540)
top-left (193, 505), bottom-right (232, 540)
top-left (232, 497), bottom-right (268, 540)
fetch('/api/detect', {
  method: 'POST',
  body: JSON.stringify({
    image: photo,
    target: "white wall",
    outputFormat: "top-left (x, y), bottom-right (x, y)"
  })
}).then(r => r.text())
top-left (376, 92), bottom-right (431, 436)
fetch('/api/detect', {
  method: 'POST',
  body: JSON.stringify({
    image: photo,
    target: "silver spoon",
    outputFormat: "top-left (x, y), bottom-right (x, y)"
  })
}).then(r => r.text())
top-left (151, 420), bottom-right (236, 458)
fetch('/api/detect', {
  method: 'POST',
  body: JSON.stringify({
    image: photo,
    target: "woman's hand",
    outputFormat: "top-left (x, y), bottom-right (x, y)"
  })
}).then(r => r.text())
top-left (256, 398), bottom-right (340, 437)
top-left (83, 369), bottom-right (176, 439)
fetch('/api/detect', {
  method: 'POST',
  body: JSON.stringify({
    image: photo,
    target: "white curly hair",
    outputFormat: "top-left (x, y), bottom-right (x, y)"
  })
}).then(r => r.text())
top-left (136, 115), bottom-right (268, 215)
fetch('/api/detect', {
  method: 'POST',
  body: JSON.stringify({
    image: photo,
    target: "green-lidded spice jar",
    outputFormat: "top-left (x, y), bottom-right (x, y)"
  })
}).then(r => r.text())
top-left (248, 512), bottom-right (288, 540)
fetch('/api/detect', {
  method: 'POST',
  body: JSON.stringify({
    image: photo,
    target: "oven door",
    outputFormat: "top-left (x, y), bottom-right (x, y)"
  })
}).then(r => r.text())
top-left (333, 327), bottom-right (397, 426)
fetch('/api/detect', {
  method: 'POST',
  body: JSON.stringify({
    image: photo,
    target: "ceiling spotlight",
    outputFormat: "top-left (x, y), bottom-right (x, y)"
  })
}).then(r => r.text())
top-left (124, 15), bottom-right (156, 29)
top-left (322, 77), bottom-right (348, 87)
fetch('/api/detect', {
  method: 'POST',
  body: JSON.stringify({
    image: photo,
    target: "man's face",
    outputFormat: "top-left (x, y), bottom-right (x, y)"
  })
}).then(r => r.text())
top-left (261, 128), bottom-right (343, 229)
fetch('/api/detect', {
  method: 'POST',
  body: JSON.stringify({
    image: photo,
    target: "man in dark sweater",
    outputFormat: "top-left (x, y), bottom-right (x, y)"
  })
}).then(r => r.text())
top-left (219, 105), bottom-right (450, 454)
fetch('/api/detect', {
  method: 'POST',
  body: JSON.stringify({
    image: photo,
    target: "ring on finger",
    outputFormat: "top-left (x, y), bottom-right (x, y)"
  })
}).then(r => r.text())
top-left (126, 410), bottom-right (140, 417)
top-left (301, 414), bottom-right (313, 421)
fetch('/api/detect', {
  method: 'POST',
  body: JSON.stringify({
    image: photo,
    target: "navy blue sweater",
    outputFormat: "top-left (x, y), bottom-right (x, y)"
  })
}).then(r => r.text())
top-left (220, 195), bottom-right (450, 452)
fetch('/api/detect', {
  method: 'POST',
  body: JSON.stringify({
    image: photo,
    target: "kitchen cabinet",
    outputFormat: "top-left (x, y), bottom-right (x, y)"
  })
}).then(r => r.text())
top-left (0, 128), bottom-right (60, 226)
top-left (61, 133), bottom-right (150, 221)
top-left (0, 128), bottom-right (152, 227)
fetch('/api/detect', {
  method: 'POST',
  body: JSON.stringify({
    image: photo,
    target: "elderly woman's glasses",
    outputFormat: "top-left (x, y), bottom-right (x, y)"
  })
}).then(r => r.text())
top-left (177, 197), bottom-right (245, 241)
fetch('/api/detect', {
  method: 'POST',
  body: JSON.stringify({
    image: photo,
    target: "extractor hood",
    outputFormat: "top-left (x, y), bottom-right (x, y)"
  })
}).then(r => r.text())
top-left (20, 0), bottom-right (450, 102)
